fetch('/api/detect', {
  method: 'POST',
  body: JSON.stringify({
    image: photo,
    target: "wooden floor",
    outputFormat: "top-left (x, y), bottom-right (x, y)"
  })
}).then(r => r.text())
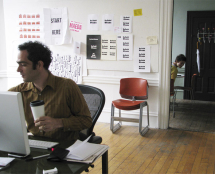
top-left (82, 122), bottom-right (215, 174)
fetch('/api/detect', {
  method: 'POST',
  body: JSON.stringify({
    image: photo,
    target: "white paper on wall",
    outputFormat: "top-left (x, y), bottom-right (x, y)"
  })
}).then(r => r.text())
top-left (73, 41), bottom-right (81, 54)
top-left (70, 21), bottom-right (82, 33)
top-left (120, 16), bottom-right (132, 33)
top-left (102, 14), bottom-right (114, 31)
top-left (87, 14), bottom-right (99, 31)
top-left (117, 34), bottom-right (133, 60)
top-left (43, 7), bottom-right (72, 45)
top-left (133, 46), bottom-right (150, 72)
top-left (146, 36), bottom-right (157, 45)
top-left (16, 12), bottom-right (45, 62)
top-left (101, 35), bottom-right (117, 60)
top-left (49, 53), bottom-right (83, 84)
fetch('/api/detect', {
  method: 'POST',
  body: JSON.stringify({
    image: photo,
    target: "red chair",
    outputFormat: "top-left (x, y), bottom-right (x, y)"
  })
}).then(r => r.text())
top-left (110, 78), bottom-right (149, 136)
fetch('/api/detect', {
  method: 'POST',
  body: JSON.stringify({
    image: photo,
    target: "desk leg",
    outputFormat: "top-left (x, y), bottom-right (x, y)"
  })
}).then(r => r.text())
top-left (102, 150), bottom-right (108, 174)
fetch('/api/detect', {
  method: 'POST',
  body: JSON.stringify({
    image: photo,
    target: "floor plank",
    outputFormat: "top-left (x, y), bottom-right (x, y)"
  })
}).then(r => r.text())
top-left (82, 122), bottom-right (215, 174)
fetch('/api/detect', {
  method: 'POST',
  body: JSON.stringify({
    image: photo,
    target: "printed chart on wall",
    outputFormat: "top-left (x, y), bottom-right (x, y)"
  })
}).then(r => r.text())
top-left (49, 53), bottom-right (82, 84)
top-left (134, 46), bottom-right (150, 72)
top-left (102, 14), bottom-right (114, 31)
top-left (120, 16), bottom-right (132, 33)
top-left (43, 7), bottom-right (71, 45)
top-left (18, 13), bottom-right (43, 40)
top-left (117, 34), bottom-right (133, 60)
top-left (101, 35), bottom-right (117, 60)
top-left (12, 13), bottom-right (44, 66)
top-left (88, 14), bottom-right (99, 31)
top-left (86, 35), bottom-right (101, 59)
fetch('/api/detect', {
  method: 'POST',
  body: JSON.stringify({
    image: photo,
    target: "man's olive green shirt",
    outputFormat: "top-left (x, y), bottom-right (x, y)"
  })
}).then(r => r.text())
top-left (9, 72), bottom-right (92, 141)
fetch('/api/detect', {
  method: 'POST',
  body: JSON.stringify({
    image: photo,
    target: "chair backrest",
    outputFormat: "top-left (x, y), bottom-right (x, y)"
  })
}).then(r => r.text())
top-left (191, 74), bottom-right (197, 89)
top-left (120, 78), bottom-right (148, 100)
top-left (78, 84), bottom-right (105, 136)
top-left (170, 79), bottom-right (174, 95)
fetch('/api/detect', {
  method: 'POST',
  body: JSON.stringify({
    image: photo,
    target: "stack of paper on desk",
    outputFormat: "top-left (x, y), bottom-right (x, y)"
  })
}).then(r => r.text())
top-left (65, 136), bottom-right (109, 163)
top-left (0, 157), bottom-right (15, 170)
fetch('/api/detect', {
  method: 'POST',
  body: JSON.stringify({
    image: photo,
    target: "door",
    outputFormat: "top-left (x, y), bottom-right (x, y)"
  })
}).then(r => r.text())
top-left (185, 11), bottom-right (215, 101)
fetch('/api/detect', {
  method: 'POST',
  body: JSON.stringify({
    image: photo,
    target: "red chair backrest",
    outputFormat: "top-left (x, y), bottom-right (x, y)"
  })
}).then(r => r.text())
top-left (119, 78), bottom-right (148, 100)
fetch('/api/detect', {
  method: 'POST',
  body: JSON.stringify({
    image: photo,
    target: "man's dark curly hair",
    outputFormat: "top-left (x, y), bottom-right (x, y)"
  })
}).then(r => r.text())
top-left (18, 41), bottom-right (52, 70)
top-left (175, 54), bottom-right (186, 62)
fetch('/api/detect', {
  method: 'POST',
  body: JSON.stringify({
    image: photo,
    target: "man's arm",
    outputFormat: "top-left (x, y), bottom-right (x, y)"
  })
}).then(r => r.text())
top-left (35, 115), bottom-right (92, 132)
top-left (35, 79), bottom-right (92, 132)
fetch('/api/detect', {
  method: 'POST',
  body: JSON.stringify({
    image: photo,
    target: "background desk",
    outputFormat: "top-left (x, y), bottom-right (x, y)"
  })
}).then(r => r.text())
top-left (0, 136), bottom-right (108, 174)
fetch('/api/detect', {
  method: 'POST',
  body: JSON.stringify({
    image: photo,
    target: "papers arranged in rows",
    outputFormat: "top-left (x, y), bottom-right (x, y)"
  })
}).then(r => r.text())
top-left (0, 157), bottom-right (15, 170)
top-left (65, 136), bottom-right (109, 164)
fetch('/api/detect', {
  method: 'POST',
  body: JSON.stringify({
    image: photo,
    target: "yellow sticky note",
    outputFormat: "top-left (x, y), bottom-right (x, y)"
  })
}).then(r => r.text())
top-left (134, 9), bottom-right (142, 16)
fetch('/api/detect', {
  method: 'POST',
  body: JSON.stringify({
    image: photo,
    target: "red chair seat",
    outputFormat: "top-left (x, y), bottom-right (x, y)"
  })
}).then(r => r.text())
top-left (112, 99), bottom-right (145, 110)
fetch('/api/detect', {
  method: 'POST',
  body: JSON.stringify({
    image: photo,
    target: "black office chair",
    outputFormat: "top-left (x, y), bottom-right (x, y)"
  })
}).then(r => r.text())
top-left (78, 84), bottom-right (105, 144)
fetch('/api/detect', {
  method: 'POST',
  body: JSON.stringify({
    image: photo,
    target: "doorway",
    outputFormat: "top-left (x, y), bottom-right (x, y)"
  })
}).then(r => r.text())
top-left (185, 11), bottom-right (215, 101)
top-left (169, 10), bottom-right (215, 133)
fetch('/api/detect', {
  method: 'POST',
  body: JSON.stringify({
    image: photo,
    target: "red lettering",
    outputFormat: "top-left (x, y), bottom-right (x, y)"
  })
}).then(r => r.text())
top-left (79, 25), bottom-right (82, 30)
top-left (70, 22), bottom-right (82, 31)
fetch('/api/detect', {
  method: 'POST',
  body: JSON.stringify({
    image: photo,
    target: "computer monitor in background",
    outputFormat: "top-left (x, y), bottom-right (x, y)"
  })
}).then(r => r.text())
top-left (0, 91), bottom-right (30, 157)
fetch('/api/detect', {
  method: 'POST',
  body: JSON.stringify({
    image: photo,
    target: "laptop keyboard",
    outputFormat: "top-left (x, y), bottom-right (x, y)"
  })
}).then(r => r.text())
top-left (29, 139), bottom-right (58, 149)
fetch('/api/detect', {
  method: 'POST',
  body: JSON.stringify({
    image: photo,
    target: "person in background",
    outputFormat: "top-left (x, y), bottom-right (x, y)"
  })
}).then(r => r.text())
top-left (9, 41), bottom-right (92, 141)
top-left (170, 54), bottom-right (187, 94)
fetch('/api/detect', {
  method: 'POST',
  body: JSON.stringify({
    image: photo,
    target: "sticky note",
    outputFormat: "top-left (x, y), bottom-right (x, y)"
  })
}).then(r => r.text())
top-left (134, 9), bottom-right (142, 16)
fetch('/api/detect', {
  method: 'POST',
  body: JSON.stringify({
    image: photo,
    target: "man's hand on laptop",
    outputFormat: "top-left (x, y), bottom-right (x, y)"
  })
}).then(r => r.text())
top-left (34, 116), bottom-right (63, 132)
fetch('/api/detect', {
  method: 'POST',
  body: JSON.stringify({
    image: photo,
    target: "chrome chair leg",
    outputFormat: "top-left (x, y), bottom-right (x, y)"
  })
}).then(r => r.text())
top-left (139, 102), bottom-right (149, 136)
top-left (172, 92), bottom-right (176, 118)
top-left (110, 104), bottom-right (121, 133)
top-left (110, 103), bottom-right (114, 131)
top-left (111, 102), bottom-right (149, 136)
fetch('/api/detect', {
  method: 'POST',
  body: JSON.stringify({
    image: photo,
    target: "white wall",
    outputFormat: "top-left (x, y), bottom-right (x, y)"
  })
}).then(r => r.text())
top-left (1, 0), bottom-right (174, 129)
top-left (0, 0), bottom-right (7, 91)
